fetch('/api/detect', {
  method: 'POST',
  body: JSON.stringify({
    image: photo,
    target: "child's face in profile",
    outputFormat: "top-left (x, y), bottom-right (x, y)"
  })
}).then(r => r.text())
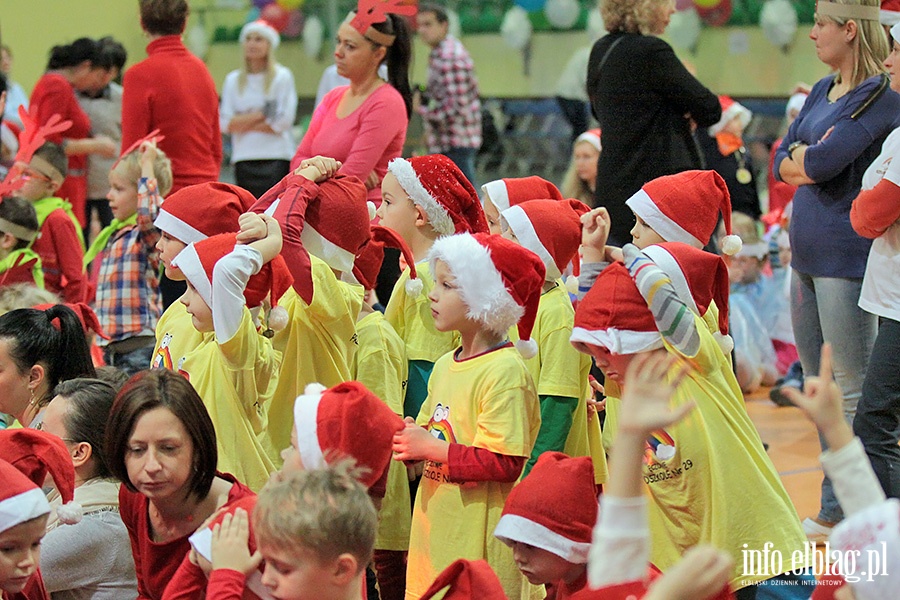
top-left (180, 280), bottom-right (213, 333)
top-left (277, 425), bottom-right (306, 480)
top-left (428, 259), bottom-right (469, 333)
top-left (377, 173), bottom-right (420, 243)
top-left (0, 515), bottom-right (48, 594)
top-left (157, 232), bottom-right (187, 280)
top-left (259, 543), bottom-right (340, 600)
top-left (511, 541), bottom-right (581, 586)
top-left (107, 165), bottom-right (139, 221)
top-left (630, 214), bottom-right (666, 249)
top-left (482, 194), bottom-right (501, 235)
top-left (14, 162), bottom-right (58, 202)
top-left (588, 346), bottom-right (635, 385)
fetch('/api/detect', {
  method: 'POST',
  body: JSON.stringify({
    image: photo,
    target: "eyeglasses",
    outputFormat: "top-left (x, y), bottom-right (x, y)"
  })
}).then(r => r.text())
top-left (12, 163), bottom-right (54, 184)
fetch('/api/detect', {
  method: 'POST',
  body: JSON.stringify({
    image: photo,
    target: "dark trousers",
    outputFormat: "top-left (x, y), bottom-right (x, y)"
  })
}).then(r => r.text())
top-left (854, 316), bottom-right (900, 499)
top-left (440, 147), bottom-right (477, 187)
top-left (160, 273), bottom-right (187, 311)
top-left (235, 159), bottom-right (291, 198)
top-left (556, 96), bottom-right (590, 145)
top-left (84, 198), bottom-right (114, 243)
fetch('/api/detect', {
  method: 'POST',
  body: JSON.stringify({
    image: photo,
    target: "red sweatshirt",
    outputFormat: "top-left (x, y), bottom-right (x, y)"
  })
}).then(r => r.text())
top-left (121, 36), bottom-right (222, 193)
top-left (32, 208), bottom-right (86, 303)
top-left (2, 570), bottom-right (50, 600)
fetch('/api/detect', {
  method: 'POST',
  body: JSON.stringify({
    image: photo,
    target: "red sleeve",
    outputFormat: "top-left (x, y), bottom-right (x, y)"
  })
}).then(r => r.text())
top-left (446, 444), bottom-right (526, 483)
top-left (850, 177), bottom-right (900, 239)
top-left (337, 88), bottom-right (407, 181)
top-left (46, 212), bottom-right (86, 303)
top-left (160, 554), bottom-right (208, 600)
top-left (205, 570), bottom-right (247, 600)
top-left (121, 66), bottom-right (153, 153)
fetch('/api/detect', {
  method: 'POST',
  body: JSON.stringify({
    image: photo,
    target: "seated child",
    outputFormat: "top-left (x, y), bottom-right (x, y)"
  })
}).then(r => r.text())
top-left (481, 175), bottom-right (563, 234)
top-left (85, 137), bottom-right (173, 375)
top-left (377, 154), bottom-right (488, 419)
top-left (499, 198), bottom-right (607, 481)
top-left (0, 197), bottom-right (41, 288)
top-left (392, 232), bottom-right (544, 598)
top-left (169, 215), bottom-right (292, 490)
top-left (15, 142), bottom-right (85, 302)
top-left (570, 244), bottom-right (811, 595)
top-left (494, 452), bottom-right (598, 599)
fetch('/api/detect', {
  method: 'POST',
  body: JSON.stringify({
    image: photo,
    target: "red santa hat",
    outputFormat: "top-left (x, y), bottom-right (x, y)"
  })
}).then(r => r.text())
top-left (500, 198), bottom-right (590, 281)
top-left (302, 175), bottom-right (374, 273)
top-left (0, 429), bottom-right (81, 528)
top-left (494, 452), bottom-right (597, 563)
top-left (0, 459), bottom-right (51, 535)
top-left (624, 170), bottom-right (742, 255)
top-left (172, 233), bottom-right (293, 332)
top-left (708, 96), bottom-right (752, 136)
top-left (353, 224), bottom-right (421, 295)
top-left (481, 175), bottom-right (564, 214)
top-left (292, 381), bottom-right (405, 490)
top-left (575, 128), bottom-right (602, 152)
top-left (570, 262), bottom-right (662, 356)
top-left (419, 559), bottom-right (508, 600)
top-left (884, 0), bottom-right (900, 25)
top-left (387, 155), bottom-right (488, 236)
top-left (155, 182), bottom-right (257, 244)
top-left (428, 233), bottom-right (546, 358)
top-left (240, 19), bottom-right (280, 49)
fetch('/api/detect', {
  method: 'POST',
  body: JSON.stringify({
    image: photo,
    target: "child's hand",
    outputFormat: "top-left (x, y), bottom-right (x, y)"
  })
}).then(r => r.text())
top-left (581, 207), bottom-right (612, 263)
top-left (644, 545), bottom-right (733, 600)
top-left (210, 509), bottom-right (263, 575)
top-left (94, 135), bottom-right (119, 158)
top-left (237, 212), bottom-right (268, 243)
top-left (782, 343), bottom-right (852, 451)
top-left (618, 351), bottom-right (694, 436)
top-left (296, 156), bottom-right (341, 183)
top-left (138, 140), bottom-right (158, 170)
top-left (586, 376), bottom-right (606, 422)
top-left (393, 417), bottom-right (448, 463)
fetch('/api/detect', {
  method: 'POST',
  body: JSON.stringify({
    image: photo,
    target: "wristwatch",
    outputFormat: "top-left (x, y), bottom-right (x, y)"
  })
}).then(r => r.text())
top-left (787, 141), bottom-right (804, 161)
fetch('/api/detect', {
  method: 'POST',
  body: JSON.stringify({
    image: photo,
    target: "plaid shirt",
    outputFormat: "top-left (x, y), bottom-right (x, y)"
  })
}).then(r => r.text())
top-left (95, 177), bottom-right (162, 342)
top-left (419, 35), bottom-right (482, 152)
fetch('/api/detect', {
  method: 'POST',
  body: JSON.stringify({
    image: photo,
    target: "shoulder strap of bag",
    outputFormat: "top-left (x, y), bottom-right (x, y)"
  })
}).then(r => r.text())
top-left (851, 73), bottom-right (890, 120)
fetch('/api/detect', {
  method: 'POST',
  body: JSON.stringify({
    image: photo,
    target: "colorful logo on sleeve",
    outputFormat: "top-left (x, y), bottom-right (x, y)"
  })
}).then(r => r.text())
top-left (645, 429), bottom-right (676, 464)
top-left (152, 333), bottom-right (174, 370)
top-left (426, 404), bottom-right (456, 444)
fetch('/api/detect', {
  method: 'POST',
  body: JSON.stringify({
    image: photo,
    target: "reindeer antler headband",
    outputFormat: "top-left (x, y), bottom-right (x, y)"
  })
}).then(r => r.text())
top-left (345, 0), bottom-right (418, 47)
top-left (0, 106), bottom-right (72, 200)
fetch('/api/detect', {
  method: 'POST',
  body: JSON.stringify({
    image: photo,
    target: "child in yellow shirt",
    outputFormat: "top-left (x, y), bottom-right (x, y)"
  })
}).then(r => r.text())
top-left (377, 154), bottom-right (488, 419)
top-left (392, 232), bottom-right (544, 599)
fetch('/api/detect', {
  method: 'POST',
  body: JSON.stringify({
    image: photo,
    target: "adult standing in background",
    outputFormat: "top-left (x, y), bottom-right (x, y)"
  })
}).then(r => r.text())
top-left (588, 0), bottom-right (720, 244)
top-left (416, 3), bottom-right (481, 186)
top-left (1, 45), bottom-right (28, 129)
top-left (220, 20), bottom-right (297, 199)
top-left (122, 0), bottom-right (222, 308)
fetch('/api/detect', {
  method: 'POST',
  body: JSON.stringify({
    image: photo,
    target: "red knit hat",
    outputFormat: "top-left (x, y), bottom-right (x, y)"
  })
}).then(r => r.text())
top-left (708, 96), bottom-right (752, 136)
top-left (0, 459), bottom-right (51, 534)
top-left (624, 170), bottom-right (742, 255)
top-left (428, 233), bottom-right (546, 357)
top-left (0, 429), bottom-right (82, 527)
top-left (353, 224), bottom-right (421, 294)
top-left (883, 0), bottom-right (900, 25)
top-left (575, 128), bottom-right (602, 153)
top-left (387, 155), bottom-right (489, 236)
top-left (419, 559), bottom-right (508, 600)
top-left (172, 233), bottom-right (293, 332)
top-left (570, 263), bottom-right (662, 356)
top-left (481, 176), bottom-right (564, 213)
top-left (501, 198), bottom-right (590, 281)
top-left (302, 174), bottom-right (373, 273)
top-left (292, 381), bottom-right (405, 489)
top-left (494, 452), bottom-right (597, 563)
top-left (155, 182), bottom-right (257, 244)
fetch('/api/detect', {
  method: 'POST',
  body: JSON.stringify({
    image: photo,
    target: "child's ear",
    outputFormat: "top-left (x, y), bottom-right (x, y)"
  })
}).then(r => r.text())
top-left (48, 179), bottom-right (62, 194)
top-left (330, 553), bottom-right (359, 585)
top-left (0, 233), bottom-right (17, 250)
top-left (413, 204), bottom-right (429, 228)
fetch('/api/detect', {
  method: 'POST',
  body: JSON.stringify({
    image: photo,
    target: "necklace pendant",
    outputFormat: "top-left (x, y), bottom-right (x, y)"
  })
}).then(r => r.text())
top-left (736, 167), bottom-right (752, 185)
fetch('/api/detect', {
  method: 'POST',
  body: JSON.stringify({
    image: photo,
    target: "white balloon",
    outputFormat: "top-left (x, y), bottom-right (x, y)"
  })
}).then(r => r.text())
top-left (667, 8), bottom-right (701, 51)
top-left (186, 22), bottom-right (209, 59)
top-left (760, 0), bottom-right (798, 48)
top-left (501, 6), bottom-right (533, 51)
top-left (303, 15), bottom-right (324, 58)
top-left (545, 0), bottom-right (581, 29)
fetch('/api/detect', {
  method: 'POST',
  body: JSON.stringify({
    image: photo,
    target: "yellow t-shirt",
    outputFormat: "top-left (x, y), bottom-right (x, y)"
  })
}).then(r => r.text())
top-left (178, 310), bottom-right (279, 492)
top-left (354, 310), bottom-right (412, 551)
top-left (511, 284), bottom-right (608, 483)
top-left (152, 301), bottom-right (203, 372)
top-left (614, 314), bottom-right (808, 589)
top-left (406, 346), bottom-right (541, 600)
top-left (266, 256), bottom-right (364, 452)
top-left (385, 261), bottom-right (459, 362)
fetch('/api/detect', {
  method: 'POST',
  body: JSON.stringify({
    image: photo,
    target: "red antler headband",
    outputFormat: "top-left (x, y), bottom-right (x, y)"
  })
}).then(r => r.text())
top-left (0, 106), bottom-right (72, 199)
top-left (112, 129), bottom-right (165, 170)
top-left (346, 0), bottom-right (418, 47)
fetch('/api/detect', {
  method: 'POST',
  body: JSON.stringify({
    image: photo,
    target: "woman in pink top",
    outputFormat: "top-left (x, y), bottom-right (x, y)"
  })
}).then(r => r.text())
top-left (291, 10), bottom-right (412, 205)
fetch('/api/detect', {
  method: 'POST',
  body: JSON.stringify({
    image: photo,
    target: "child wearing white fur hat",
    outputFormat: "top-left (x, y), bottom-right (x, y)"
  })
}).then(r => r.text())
top-left (392, 232), bottom-right (543, 599)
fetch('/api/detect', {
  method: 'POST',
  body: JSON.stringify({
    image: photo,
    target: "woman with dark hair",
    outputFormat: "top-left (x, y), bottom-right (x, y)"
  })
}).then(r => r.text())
top-left (40, 378), bottom-right (138, 600)
top-left (0, 304), bottom-right (96, 428)
top-left (29, 37), bottom-right (118, 229)
top-left (104, 369), bottom-right (254, 600)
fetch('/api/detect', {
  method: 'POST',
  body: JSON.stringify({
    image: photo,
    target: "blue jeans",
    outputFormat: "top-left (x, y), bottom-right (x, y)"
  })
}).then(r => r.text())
top-left (440, 147), bottom-right (477, 188)
top-left (853, 316), bottom-right (900, 499)
top-left (791, 271), bottom-right (876, 523)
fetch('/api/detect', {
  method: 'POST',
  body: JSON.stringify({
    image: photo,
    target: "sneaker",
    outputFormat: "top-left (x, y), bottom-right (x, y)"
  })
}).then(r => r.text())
top-left (802, 517), bottom-right (834, 543)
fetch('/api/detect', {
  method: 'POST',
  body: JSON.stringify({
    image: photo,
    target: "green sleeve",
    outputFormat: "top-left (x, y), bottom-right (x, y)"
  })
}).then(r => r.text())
top-left (523, 394), bottom-right (579, 478)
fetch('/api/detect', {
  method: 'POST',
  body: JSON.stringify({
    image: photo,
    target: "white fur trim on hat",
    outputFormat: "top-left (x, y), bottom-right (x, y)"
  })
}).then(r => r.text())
top-left (494, 514), bottom-right (591, 564)
top-left (575, 131), bottom-right (601, 153)
top-left (154, 210), bottom-right (207, 245)
top-left (642, 246), bottom-right (699, 315)
top-left (481, 180), bottom-right (511, 212)
top-left (709, 100), bottom-right (752, 136)
top-left (0, 487), bottom-right (51, 533)
top-left (501, 205), bottom-right (561, 280)
top-left (293, 384), bottom-right (327, 472)
top-left (885, 9), bottom-right (900, 26)
top-left (892, 21), bottom-right (900, 42)
top-left (429, 234), bottom-right (524, 334)
top-left (786, 93), bottom-right (807, 117)
top-left (301, 224), bottom-right (357, 273)
top-left (240, 20), bottom-right (280, 50)
top-left (570, 326), bottom-right (663, 356)
top-left (171, 243), bottom-right (212, 307)
top-left (388, 158), bottom-right (455, 236)
top-left (625, 189), bottom-right (704, 248)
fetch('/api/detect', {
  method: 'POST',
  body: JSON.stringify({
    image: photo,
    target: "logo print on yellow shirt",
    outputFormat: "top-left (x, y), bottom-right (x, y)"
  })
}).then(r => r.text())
top-left (426, 404), bottom-right (456, 444)
top-left (152, 332), bottom-right (174, 370)
top-left (645, 429), bottom-right (676, 464)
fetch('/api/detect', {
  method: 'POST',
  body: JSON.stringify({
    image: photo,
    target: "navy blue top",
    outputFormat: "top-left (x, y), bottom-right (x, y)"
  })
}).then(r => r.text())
top-left (774, 74), bottom-right (900, 278)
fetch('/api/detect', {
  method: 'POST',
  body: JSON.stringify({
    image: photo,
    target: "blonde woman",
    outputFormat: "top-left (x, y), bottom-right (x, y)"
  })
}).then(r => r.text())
top-left (773, 0), bottom-right (900, 541)
top-left (220, 20), bottom-right (297, 198)
top-left (561, 128), bottom-right (601, 206)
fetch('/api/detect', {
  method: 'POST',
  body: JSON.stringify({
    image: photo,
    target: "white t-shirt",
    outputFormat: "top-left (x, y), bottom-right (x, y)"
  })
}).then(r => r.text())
top-left (219, 64), bottom-right (297, 163)
top-left (859, 127), bottom-right (900, 322)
